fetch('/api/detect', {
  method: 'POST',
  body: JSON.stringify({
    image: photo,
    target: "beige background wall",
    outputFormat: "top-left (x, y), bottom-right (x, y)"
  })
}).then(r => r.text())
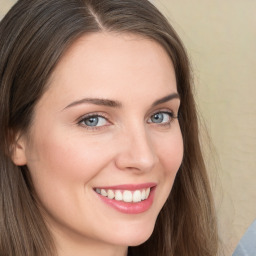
top-left (1, 1), bottom-right (256, 255)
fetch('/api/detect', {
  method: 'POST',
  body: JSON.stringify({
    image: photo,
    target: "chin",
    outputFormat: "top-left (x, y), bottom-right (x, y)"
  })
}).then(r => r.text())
top-left (127, 232), bottom-right (153, 247)
top-left (111, 220), bottom-right (155, 247)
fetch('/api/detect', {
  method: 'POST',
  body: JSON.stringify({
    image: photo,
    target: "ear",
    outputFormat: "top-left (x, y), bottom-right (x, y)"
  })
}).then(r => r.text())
top-left (11, 134), bottom-right (27, 166)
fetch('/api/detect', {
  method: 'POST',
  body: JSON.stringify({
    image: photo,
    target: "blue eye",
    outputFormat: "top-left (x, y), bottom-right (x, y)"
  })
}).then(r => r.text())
top-left (80, 115), bottom-right (108, 127)
top-left (149, 112), bottom-right (174, 124)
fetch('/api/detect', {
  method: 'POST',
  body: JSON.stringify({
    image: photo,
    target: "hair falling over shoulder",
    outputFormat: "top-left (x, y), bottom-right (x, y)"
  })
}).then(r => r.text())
top-left (0, 0), bottom-right (219, 255)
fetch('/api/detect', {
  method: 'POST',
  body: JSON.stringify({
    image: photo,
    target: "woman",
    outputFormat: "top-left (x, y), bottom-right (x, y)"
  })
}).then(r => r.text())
top-left (0, 0), bottom-right (219, 255)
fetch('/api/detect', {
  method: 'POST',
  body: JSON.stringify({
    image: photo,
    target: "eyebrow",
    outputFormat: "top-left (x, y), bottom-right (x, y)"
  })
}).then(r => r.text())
top-left (151, 93), bottom-right (180, 107)
top-left (64, 98), bottom-right (122, 109)
top-left (63, 92), bottom-right (180, 110)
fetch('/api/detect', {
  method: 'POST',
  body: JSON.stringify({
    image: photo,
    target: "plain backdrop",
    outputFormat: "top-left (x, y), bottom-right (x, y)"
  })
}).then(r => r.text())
top-left (1, 1), bottom-right (256, 255)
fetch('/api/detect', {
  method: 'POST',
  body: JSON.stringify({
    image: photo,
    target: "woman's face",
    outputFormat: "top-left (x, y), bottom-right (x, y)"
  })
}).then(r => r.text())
top-left (18, 33), bottom-right (183, 254)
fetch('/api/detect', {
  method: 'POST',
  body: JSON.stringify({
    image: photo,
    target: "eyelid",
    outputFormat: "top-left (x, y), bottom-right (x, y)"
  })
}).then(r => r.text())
top-left (77, 112), bottom-right (111, 129)
top-left (149, 109), bottom-right (178, 119)
top-left (147, 109), bottom-right (178, 126)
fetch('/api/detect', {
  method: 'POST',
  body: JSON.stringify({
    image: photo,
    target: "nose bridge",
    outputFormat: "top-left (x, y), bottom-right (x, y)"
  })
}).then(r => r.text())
top-left (115, 123), bottom-right (158, 172)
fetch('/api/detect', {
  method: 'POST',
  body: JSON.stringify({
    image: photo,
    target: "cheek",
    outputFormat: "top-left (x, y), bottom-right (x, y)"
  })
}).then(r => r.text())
top-left (28, 132), bottom-right (109, 183)
top-left (25, 130), bottom-right (116, 231)
top-left (149, 129), bottom-right (183, 217)
top-left (157, 130), bottom-right (183, 177)
top-left (25, 130), bottom-right (113, 211)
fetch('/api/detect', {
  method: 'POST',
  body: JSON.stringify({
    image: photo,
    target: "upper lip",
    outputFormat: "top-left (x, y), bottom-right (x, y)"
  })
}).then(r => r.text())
top-left (94, 182), bottom-right (157, 191)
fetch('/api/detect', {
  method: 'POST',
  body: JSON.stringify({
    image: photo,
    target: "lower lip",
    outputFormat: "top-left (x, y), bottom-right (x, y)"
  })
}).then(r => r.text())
top-left (96, 187), bottom-right (156, 214)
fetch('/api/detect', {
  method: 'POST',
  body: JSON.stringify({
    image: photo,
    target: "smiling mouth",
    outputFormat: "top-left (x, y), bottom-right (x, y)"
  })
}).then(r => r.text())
top-left (93, 183), bottom-right (156, 214)
top-left (94, 187), bottom-right (151, 203)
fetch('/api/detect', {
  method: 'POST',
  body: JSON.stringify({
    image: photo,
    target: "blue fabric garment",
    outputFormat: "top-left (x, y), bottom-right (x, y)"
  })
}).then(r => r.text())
top-left (233, 220), bottom-right (256, 256)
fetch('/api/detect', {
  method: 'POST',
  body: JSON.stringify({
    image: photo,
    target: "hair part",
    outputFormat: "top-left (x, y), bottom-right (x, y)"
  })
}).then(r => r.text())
top-left (0, 0), bottom-right (218, 255)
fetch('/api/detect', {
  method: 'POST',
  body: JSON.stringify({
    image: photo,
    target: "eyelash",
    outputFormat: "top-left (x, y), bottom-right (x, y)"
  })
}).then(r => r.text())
top-left (77, 110), bottom-right (178, 130)
top-left (78, 113), bottom-right (110, 130)
top-left (148, 110), bottom-right (177, 127)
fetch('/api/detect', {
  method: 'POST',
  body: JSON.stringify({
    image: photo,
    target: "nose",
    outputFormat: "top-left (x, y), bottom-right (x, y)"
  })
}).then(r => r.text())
top-left (114, 126), bottom-right (159, 172)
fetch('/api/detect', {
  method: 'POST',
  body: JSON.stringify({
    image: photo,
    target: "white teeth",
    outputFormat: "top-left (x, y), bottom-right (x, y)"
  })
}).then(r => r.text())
top-left (145, 188), bottom-right (150, 198)
top-left (141, 189), bottom-right (146, 200)
top-left (101, 189), bottom-right (107, 197)
top-left (123, 190), bottom-right (133, 202)
top-left (133, 190), bottom-right (142, 202)
top-left (115, 190), bottom-right (123, 201)
top-left (95, 187), bottom-right (151, 202)
top-left (107, 189), bottom-right (115, 199)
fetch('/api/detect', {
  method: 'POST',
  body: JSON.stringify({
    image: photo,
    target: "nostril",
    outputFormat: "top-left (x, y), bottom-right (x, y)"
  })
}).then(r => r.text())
top-left (114, 147), bottom-right (157, 172)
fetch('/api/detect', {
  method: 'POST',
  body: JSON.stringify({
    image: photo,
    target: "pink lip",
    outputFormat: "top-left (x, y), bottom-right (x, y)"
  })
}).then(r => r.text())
top-left (95, 182), bottom-right (156, 191)
top-left (94, 183), bottom-right (157, 214)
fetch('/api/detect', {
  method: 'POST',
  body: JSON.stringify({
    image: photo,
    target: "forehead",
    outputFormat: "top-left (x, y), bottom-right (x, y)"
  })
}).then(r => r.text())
top-left (43, 32), bottom-right (177, 107)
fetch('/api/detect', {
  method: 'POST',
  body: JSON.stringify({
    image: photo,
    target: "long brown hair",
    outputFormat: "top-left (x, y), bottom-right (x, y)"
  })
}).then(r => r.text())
top-left (0, 0), bottom-right (218, 255)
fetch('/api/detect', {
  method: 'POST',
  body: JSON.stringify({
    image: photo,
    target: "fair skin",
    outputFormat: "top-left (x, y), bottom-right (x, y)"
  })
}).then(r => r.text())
top-left (13, 33), bottom-right (183, 256)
